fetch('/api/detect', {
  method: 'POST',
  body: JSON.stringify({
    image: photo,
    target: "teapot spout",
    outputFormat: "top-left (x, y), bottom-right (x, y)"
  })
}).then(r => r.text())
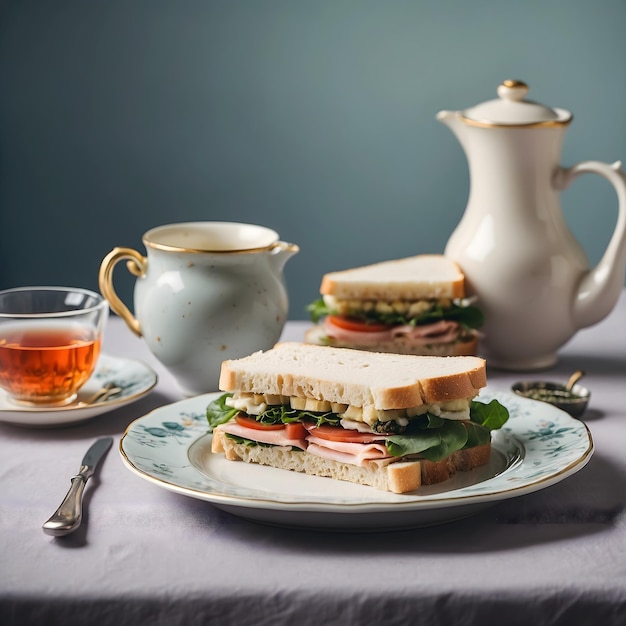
top-left (437, 110), bottom-right (469, 148)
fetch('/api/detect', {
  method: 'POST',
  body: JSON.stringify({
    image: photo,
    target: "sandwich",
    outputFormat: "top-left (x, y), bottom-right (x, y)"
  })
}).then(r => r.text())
top-left (207, 342), bottom-right (508, 494)
top-left (305, 254), bottom-right (483, 356)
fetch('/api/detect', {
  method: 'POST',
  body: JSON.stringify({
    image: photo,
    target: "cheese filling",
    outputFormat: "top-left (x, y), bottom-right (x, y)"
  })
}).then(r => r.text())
top-left (225, 392), bottom-right (472, 427)
top-left (323, 295), bottom-right (452, 318)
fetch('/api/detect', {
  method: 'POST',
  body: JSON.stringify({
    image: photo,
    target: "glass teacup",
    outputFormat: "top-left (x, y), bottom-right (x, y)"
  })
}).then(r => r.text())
top-left (0, 287), bottom-right (109, 406)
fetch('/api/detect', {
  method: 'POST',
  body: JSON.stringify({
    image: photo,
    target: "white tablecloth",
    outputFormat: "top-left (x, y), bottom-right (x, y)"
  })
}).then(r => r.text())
top-left (1, 294), bottom-right (625, 625)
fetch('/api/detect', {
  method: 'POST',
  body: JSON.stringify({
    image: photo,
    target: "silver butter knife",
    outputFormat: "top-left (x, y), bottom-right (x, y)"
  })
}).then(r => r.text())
top-left (42, 436), bottom-right (113, 537)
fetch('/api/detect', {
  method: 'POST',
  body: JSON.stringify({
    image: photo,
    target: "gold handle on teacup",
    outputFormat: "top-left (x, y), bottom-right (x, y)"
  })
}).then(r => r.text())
top-left (98, 247), bottom-right (146, 337)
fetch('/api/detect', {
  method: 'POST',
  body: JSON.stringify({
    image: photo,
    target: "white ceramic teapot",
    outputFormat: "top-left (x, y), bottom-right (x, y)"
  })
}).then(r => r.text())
top-left (438, 80), bottom-right (626, 370)
top-left (99, 222), bottom-right (299, 395)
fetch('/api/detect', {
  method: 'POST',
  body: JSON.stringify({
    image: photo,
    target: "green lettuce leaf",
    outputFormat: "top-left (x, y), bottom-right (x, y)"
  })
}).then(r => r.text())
top-left (306, 297), bottom-right (484, 330)
top-left (206, 393), bottom-right (238, 432)
top-left (386, 419), bottom-right (469, 462)
top-left (307, 298), bottom-right (331, 323)
top-left (463, 420), bottom-right (492, 448)
top-left (418, 420), bottom-right (470, 462)
top-left (256, 404), bottom-right (340, 427)
top-left (470, 399), bottom-right (509, 430)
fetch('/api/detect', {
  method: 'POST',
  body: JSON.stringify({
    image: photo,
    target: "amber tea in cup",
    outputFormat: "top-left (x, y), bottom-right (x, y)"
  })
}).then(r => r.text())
top-left (0, 287), bottom-right (108, 406)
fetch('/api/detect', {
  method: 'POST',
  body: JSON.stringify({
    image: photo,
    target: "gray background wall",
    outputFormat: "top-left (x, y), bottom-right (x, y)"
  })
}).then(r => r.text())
top-left (1, 0), bottom-right (625, 320)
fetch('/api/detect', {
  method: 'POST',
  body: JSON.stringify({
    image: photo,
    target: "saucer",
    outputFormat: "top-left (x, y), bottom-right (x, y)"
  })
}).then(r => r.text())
top-left (0, 354), bottom-right (158, 427)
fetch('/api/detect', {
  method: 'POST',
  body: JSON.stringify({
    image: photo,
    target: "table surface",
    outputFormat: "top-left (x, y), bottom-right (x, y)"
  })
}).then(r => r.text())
top-left (1, 293), bottom-right (625, 626)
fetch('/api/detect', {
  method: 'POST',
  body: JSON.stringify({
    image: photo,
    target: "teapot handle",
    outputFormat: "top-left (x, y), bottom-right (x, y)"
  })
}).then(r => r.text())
top-left (554, 160), bottom-right (626, 328)
top-left (98, 247), bottom-right (146, 337)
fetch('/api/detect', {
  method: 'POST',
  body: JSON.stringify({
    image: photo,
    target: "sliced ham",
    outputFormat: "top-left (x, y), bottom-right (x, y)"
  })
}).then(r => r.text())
top-left (391, 320), bottom-right (460, 343)
top-left (220, 420), bottom-right (394, 467)
top-left (306, 441), bottom-right (392, 467)
top-left (307, 435), bottom-right (389, 457)
top-left (219, 422), bottom-right (307, 450)
top-left (323, 317), bottom-right (461, 346)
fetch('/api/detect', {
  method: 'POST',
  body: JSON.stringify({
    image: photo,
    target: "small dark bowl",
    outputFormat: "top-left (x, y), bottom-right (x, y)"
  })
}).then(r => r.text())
top-left (512, 380), bottom-right (590, 419)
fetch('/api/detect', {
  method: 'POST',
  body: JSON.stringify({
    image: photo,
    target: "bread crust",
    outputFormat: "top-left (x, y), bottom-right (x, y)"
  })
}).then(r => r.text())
top-left (218, 342), bottom-right (486, 410)
top-left (213, 428), bottom-right (491, 494)
top-left (420, 443), bottom-right (491, 485)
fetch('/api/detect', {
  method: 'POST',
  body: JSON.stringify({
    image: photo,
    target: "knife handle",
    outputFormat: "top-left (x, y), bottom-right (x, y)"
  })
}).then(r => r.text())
top-left (42, 475), bottom-right (87, 537)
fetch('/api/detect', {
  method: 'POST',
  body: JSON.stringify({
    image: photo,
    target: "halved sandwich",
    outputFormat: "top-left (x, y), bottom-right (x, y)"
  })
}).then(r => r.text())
top-left (208, 342), bottom-right (508, 494)
top-left (306, 254), bottom-right (483, 356)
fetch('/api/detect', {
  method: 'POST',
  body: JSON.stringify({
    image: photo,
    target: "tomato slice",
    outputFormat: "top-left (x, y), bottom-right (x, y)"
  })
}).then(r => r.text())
top-left (307, 424), bottom-right (386, 443)
top-left (326, 315), bottom-right (391, 333)
top-left (235, 414), bottom-right (285, 430)
top-left (285, 422), bottom-right (308, 440)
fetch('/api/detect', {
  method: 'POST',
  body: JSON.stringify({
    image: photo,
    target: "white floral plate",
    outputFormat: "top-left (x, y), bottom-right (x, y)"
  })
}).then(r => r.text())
top-left (0, 354), bottom-right (158, 427)
top-left (119, 390), bottom-right (593, 530)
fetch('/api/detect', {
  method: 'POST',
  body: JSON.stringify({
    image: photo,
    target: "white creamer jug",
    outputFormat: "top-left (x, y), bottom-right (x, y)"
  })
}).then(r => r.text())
top-left (99, 222), bottom-right (299, 394)
top-left (438, 80), bottom-right (626, 370)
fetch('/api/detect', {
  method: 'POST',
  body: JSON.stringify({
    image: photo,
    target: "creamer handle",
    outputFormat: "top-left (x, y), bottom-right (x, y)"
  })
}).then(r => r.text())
top-left (98, 247), bottom-right (146, 336)
top-left (554, 160), bottom-right (626, 328)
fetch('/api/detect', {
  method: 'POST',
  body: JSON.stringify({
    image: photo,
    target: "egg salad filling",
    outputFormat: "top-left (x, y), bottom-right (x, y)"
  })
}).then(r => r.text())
top-left (225, 391), bottom-right (474, 433)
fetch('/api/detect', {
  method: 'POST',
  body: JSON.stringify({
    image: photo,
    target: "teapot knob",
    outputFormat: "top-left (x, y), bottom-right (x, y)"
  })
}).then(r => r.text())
top-left (497, 80), bottom-right (529, 101)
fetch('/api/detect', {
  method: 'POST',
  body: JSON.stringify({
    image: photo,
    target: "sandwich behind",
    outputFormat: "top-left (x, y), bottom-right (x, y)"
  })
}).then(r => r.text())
top-left (306, 254), bottom-right (483, 356)
top-left (208, 343), bottom-right (508, 494)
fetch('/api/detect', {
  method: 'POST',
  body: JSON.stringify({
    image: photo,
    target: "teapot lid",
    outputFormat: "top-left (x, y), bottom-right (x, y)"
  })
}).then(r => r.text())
top-left (461, 80), bottom-right (572, 127)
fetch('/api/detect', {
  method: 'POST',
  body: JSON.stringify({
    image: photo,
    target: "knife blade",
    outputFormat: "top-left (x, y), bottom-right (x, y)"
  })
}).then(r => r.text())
top-left (42, 436), bottom-right (113, 537)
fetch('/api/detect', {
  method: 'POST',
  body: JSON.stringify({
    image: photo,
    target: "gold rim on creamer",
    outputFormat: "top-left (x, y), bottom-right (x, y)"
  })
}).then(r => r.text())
top-left (142, 238), bottom-right (297, 255)
top-left (141, 222), bottom-right (294, 254)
